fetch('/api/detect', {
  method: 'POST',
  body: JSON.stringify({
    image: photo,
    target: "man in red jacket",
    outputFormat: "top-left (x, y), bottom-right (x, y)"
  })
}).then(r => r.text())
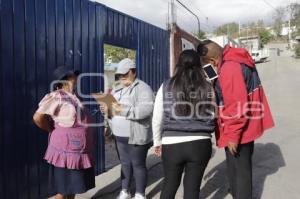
top-left (197, 40), bottom-right (275, 199)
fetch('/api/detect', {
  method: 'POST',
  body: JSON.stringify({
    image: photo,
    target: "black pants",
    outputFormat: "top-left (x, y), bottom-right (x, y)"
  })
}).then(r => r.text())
top-left (160, 139), bottom-right (212, 199)
top-left (115, 136), bottom-right (151, 195)
top-left (225, 141), bottom-right (254, 199)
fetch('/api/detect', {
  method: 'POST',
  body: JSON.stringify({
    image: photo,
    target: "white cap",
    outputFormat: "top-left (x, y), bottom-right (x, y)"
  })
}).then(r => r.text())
top-left (115, 58), bottom-right (136, 75)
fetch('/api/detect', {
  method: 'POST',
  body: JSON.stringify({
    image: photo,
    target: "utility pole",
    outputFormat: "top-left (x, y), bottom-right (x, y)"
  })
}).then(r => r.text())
top-left (288, 3), bottom-right (292, 47)
top-left (246, 22), bottom-right (249, 39)
top-left (227, 24), bottom-right (229, 37)
top-left (239, 21), bottom-right (241, 37)
top-left (167, 1), bottom-right (170, 29)
top-left (206, 17), bottom-right (209, 33)
top-left (289, 19), bottom-right (291, 41)
top-left (171, 0), bottom-right (176, 25)
top-left (170, 0), bottom-right (176, 76)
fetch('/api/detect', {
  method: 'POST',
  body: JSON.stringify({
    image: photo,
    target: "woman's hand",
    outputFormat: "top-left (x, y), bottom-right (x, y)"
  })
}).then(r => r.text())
top-left (154, 145), bottom-right (162, 157)
top-left (103, 127), bottom-right (114, 143)
top-left (33, 112), bottom-right (54, 133)
top-left (99, 103), bottom-right (108, 114)
top-left (227, 141), bottom-right (238, 156)
top-left (111, 102), bottom-right (123, 116)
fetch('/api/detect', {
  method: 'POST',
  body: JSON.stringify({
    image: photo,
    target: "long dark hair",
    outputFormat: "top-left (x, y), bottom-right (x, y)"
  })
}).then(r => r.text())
top-left (170, 49), bottom-right (212, 117)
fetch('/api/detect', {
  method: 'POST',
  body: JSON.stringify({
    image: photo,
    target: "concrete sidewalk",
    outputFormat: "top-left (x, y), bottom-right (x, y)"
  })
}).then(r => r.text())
top-left (77, 148), bottom-right (164, 199)
top-left (77, 144), bottom-right (232, 199)
top-left (52, 43), bottom-right (300, 199)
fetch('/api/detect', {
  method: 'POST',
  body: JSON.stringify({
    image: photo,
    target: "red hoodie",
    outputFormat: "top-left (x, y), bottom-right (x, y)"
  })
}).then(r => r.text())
top-left (215, 45), bottom-right (275, 148)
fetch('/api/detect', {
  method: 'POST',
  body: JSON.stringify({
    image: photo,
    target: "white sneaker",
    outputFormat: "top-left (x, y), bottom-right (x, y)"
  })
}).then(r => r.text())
top-left (116, 190), bottom-right (131, 199)
top-left (134, 193), bottom-right (147, 199)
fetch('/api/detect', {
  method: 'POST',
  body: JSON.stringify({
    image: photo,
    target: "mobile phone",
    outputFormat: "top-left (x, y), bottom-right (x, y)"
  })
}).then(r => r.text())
top-left (203, 64), bottom-right (218, 81)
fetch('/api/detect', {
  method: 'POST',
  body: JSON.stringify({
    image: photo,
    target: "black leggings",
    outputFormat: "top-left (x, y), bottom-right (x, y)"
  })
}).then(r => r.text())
top-left (115, 136), bottom-right (151, 195)
top-left (160, 139), bottom-right (212, 199)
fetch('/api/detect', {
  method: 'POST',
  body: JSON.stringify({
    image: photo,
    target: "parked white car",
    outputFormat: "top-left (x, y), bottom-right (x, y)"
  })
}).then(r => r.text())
top-left (251, 49), bottom-right (269, 63)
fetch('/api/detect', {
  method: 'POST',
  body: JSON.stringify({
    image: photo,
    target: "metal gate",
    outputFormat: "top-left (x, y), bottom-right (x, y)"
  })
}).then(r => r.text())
top-left (0, 0), bottom-right (169, 198)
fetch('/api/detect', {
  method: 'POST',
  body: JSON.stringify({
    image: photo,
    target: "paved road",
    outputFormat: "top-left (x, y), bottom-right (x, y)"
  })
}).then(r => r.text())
top-left (68, 43), bottom-right (300, 199)
top-left (196, 43), bottom-right (300, 199)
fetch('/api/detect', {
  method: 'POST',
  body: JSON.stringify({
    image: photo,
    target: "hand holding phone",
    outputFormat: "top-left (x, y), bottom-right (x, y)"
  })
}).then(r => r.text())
top-left (203, 64), bottom-right (218, 81)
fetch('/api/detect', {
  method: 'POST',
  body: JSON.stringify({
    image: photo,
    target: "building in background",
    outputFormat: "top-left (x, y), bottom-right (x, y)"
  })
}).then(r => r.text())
top-left (280, 25), bottom-right (296, 37)
top-left (239, 35), bottom-right (261, 51)
top-left (104, 61), bottom-right (118, 92)
top-left (239, 35), bottom-right (269, 63)
top-left (208, 35), bottom-right (242, 48)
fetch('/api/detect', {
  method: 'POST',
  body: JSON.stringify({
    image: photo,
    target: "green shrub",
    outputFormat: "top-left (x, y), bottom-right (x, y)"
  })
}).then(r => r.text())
top-left (296, 45), bottom-right (300, 58)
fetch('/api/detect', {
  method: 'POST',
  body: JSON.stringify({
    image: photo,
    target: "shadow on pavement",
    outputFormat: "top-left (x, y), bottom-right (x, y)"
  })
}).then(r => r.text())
top-left (252, 143), bottom-right (285, 199)
top-left (200, 143), bottom-right (285, 199)
top-left (91, 154), bottom-right (163, 199)
top-left (146, 147), bottom-right (217, 199)
top-left (91, 143), bottom-right (285, 199)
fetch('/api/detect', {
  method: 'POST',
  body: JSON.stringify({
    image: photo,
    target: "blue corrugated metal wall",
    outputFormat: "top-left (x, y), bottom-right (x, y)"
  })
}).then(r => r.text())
top-left (0, 0), bottom-right (170, 198)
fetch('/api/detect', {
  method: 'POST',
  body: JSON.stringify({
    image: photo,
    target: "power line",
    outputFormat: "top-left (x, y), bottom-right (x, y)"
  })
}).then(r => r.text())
top-left (167, 0), bottom-right (213, 33)
top-left (185, 0), bottom-right (211, 21)
top-left (176, 7), bottom-right (199, 33)
top-left (176, 4), bottom-right (210, 33)
top-left (180, 0), bottom-right (217, 31)
top-left (175, 0), bottom-right (201, 33)
top-left (262, 0), bottom-right (277, 11)
top-left (186, 0), bottom-right (207, 19)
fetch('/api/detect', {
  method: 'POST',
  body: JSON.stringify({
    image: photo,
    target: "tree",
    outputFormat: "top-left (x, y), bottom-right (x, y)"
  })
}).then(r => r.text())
top-left (290, 3), bottom-right (300, 27)
top-left (257, 20), bottom-right (265, 29)
top-left (290, 3), bottom-right (300, 38)
top-left (248, 22), bottom-right (259, 36)
top-left (104, 44), bottom-right (136, 63)
top-left (195, 30), bottom-right (207, 40)
top-left (239, 21), bottom-right (262, 38)
top-left (214, 22), bottom-right (239, 37)
top-left (295, 44), bottom-right (300, 58)
top-left (259, 29), bottom-right (273, 45)
top-left (273, 7), bottom-right (286, 37)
